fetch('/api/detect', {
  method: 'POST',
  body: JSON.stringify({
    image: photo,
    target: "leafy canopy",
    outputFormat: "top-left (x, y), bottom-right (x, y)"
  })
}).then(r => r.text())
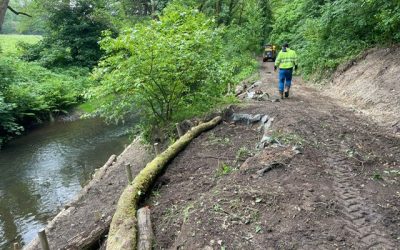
top-left (90, 3), bottom-right (230, 129)
top-left (270, 0), bottom-right (400, 78)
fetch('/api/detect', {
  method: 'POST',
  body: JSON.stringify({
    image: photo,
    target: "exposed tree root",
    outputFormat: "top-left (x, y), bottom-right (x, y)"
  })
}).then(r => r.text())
top-left (106, 116), bottom-right (222, 250)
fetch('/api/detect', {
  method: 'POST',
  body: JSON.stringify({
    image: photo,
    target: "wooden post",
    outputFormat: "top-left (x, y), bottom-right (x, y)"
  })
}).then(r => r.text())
top-left (13, 242), bottom-right (20, 250)
top-left (176, 123), bottom-right (183, 137)
top-left (137, 207), bottom-right (154, 250)
top-left (38, 229), bottom-right (50, 250)
top-left (154, 143), bottom-right (160, 155)
top-left (125, 164), bottom-right (133, 183)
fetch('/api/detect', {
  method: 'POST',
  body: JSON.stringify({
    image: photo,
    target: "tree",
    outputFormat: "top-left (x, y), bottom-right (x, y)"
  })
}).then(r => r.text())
top-left (0, 0), bottom-right (31, 32)
top-left (90, 3), bottom-right (230, 136)
top-left (22, 0), bottom-right (113, 68)
top-left (0, 0), bottom-right (10, 31)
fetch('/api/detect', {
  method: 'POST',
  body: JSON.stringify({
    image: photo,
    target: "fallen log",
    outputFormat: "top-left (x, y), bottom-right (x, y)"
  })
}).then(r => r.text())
top-left (106, 116), bottom-right (222, 250)
top-left (137, 207), bottom-right (154, 250)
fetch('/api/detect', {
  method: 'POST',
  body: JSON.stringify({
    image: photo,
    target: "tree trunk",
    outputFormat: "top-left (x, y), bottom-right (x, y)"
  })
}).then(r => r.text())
top-left (0, 0), bottom-right (10, 32)
top-left (106, 116), bottom-right (222, 250)
top-left (137, 207), bottom-right (154, 250)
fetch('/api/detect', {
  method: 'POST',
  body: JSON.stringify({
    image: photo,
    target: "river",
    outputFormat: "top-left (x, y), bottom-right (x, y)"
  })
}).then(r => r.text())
top-left (0, 118), bottom-right (132, 249)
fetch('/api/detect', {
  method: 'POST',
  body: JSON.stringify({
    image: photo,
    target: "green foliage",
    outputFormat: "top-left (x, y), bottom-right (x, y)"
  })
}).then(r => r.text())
top-left (0, 49), bottom-right (91, 145)
top-left (22, 0), bottom-right (113, 68)
top-left (0, 34), bottom-right (41, 55)
top-left (236, 146), bottom-right (253, 161)
top-left (216, 162), bottom-right (234, 177)
top-left (1, 0), bottom-right (33, 34)
top-left (270, 0), bottom-right (400, 78)
top-left (0, 94), bottom-right (23, 147)
top-left (88, 1), bottom-right (268, 140)
top-left (90, 3), bottom-right (231, 134)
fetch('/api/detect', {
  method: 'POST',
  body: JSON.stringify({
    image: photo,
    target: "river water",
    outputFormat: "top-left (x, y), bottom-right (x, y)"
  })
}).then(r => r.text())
top-left (0, 118), bottom-right (132, 249)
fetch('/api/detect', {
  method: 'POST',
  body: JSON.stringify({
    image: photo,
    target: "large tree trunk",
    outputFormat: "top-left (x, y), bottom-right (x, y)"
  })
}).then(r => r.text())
top-left (106, 116), bottom-right (222, 250)
top-left (0, 0), bottom-right (10, 32)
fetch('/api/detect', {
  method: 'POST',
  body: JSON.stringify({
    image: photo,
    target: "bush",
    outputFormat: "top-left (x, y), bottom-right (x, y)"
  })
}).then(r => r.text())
top-left (90, 3), bottom-right (231, 133)
top-left (0, 53), bottom-right (92, 146)
top-left (21, 0), bottom-right (113, 68)
top-left (270, 0), bottom-right (400, 79)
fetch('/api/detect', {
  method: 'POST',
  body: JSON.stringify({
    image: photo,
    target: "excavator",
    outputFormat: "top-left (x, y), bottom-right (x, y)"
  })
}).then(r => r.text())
top-left (262, 44), bottom-right (276, 62)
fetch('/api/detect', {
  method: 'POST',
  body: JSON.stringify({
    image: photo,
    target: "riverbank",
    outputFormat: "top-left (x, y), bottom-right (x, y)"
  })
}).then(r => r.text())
top-left (0, 117), bottom-right (133, 249)
top-left (24, 138), bottom-right (152, 249)
top-left (23, 51), bottom-right (400, 249)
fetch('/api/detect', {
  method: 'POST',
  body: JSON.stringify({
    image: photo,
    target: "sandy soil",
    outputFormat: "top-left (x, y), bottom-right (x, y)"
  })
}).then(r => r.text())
top-left (147, 62), bottom-right (400, 249)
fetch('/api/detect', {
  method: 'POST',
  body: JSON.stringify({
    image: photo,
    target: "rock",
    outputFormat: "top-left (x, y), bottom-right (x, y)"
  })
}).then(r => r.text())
top-left (247, 91), bottom-right (255, 99)
top-left (232, 113), bottom-right (263, 125)
top-left (261, 115), bottom-right (269, 124)
top-left (292, 145), bottom-right (302, 155)
top-left (246, 90), bottom-right (269, 101)
top-left (235, 84), bottom-right (246, 96)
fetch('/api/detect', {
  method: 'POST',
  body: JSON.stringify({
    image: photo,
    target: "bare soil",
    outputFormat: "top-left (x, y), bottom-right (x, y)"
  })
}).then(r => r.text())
top-left (147, 62), bottom-right (400, 249)
top-left (325, 46), bottom-right (400, 127)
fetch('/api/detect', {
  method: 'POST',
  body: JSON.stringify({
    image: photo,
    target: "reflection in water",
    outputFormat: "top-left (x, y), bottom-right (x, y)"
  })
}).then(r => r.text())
top-left (0, 118), bottom-right (132, 249)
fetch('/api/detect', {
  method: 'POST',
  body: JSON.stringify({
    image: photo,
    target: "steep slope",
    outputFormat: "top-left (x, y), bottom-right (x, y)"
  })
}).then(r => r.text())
top-left (325, 46), bottom-right (400, 127)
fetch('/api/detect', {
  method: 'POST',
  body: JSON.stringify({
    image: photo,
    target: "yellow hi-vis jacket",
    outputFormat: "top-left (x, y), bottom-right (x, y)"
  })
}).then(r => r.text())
top-left (275, 48), bottom-right (298, 69)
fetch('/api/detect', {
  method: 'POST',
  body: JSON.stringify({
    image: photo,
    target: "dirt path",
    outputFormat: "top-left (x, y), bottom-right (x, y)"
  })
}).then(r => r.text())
top-left (148, 62), bottom-right (400, 249)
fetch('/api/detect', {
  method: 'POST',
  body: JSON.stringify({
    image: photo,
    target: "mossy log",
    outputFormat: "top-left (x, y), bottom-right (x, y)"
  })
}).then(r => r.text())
top-left (106, 116), bottom-right (222, 250)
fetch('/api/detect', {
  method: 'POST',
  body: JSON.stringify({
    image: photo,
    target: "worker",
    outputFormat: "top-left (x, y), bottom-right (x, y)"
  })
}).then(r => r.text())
top-left (274, 43), bottom-right (298, 99)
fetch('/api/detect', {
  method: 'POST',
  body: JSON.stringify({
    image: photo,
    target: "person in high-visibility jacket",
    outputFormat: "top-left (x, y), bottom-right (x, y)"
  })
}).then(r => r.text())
top-left (274, 43), bottom-right (298, 99)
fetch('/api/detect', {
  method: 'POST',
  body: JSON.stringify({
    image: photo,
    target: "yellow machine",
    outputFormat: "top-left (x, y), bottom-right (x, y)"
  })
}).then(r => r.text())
top-left (263, 44), bottom-right (276, 62)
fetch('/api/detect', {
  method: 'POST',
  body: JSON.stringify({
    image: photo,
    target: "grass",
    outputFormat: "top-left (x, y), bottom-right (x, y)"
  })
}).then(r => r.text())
top-left (270, 130), bottom-right (306, 146)
top-left (236, 146), bottom-right (254, 161)
top-left (215, 162), bottom-right (234, 177)
top-left (0, 34), bottom-right (42, 54)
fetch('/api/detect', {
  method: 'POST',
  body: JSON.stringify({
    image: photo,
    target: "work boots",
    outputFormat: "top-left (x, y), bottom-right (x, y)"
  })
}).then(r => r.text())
top-left (284, 87), bottom-right (290, 98)
top-left (279, 91), bottom-right (284, 99)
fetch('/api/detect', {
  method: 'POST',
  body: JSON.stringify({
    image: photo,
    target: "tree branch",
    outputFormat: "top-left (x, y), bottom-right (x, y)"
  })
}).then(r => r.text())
top-left (7, 6), bottom-right (32, 17)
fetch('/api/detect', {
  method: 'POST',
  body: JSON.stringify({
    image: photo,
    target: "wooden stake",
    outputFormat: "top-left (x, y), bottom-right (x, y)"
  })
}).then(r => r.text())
top-left (137, 207), bottom-right (154, 250)
top-left (154, 143), bottom-right (161, 155)
top-left (38, 229), bottom-right (50, 250)
top-left (125, 164), bottom-right (133, 183)
top-left (107, 116), bottom-right (222, 250)
top-left (176, 123), bottom-right (183, 137)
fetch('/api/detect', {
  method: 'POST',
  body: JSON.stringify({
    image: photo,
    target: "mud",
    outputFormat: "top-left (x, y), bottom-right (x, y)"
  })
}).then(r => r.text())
top-left (147, 62), bottom-right (400, 249)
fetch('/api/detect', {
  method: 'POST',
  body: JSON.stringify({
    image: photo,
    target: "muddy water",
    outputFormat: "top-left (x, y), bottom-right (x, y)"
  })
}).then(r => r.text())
top-left (0, 118), bottom-right (133, 249)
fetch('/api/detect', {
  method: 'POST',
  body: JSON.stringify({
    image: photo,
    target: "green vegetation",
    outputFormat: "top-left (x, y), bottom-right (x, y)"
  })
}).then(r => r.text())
top-left (21, 1), bottom-right (113, 68)
top-left (270, 0), bottom-right (400, 78)
top-left (0, 34), bottom-right (41, 54)
top-left (270, 130), bottom-right (305, 146)
top-left (216, 162), bottom-right (234, 177)
top-left (236, 146), bottom-right (254, 161)
top-left (1, 0), bottom-right (399, 147)
top-left (0, 35), bottom-right (91, 147)
top-left (89, 1), bottom-right (266, 140)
